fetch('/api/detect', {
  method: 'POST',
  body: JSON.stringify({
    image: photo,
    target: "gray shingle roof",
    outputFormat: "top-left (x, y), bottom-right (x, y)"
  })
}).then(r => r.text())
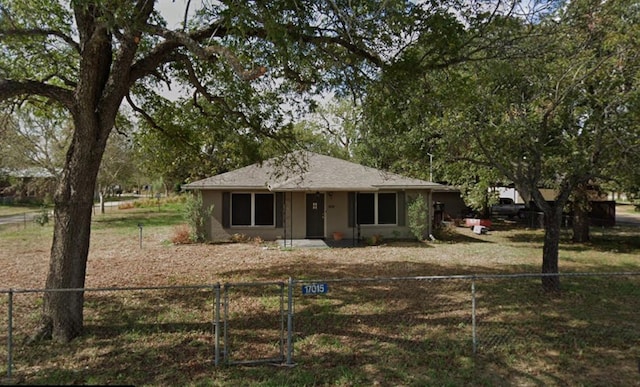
top-left (183, 151), bottom-right (443, 192)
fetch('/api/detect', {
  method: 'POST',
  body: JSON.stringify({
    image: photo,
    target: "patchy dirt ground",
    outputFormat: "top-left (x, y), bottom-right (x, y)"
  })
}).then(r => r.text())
top-left (0, 222), bottom-right (550, 291)
top-left (3, 216), bottom-right (639, 291)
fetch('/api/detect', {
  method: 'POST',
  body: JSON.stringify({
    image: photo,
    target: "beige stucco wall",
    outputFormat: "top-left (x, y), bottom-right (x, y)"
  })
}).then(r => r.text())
top-left (201, 189), bottom-right (285, 241)
top-left (201, 190), bottom-right (226, 241)
top-left (199, 188), bottom-right (434, 242)
top-left (281, 192), bottom-right (307, 239)
top-left (325, 191), bottom-right (349, 237)
top-left (334, 189), bottom-right (432, 241)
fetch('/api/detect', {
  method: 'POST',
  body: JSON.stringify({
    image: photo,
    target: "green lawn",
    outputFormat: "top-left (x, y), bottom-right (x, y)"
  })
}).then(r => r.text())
top-left (0, 204), bottom-right (42, 217)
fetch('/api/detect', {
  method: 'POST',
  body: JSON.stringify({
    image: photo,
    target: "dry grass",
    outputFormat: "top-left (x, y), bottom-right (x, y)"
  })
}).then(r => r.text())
top-left (1, 205), bottom-right (639, 385)
top-left (7, 219), bottom-right (635, 291)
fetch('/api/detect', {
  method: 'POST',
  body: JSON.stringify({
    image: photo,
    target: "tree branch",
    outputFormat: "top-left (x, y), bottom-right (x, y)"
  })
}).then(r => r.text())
top-left (182, 0), bottom-right (192, 31)
top-left (125, 93), bottom-right (201, 153)
top-left (147, 25), bottom-right (267, 81)
top-left (129, 21), bottom-right (229, 84)
top-left (0, 28), bottom-right (81, 54)
top-left (100, 0), bottom-right (157, 117)
top-left (289, 25), bottom-right (384, 67)
top-left (0, 79), bottom-right (75, 112)
top-left (125, 93), bottom-right (164, 133)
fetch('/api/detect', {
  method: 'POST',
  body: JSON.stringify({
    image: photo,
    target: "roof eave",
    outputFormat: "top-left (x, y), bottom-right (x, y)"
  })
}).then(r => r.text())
top-left (183, 185), bottom-right (268, 191)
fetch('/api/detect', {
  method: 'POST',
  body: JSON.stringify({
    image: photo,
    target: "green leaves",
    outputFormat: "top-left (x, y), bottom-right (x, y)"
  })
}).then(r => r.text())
top-left (358, 0), bottom-right (640, 211)
top-left (0, 0), bottom-right (77, 83)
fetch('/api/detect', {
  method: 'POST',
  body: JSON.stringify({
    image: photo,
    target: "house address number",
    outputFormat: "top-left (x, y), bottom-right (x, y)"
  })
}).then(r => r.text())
top-left (302, 283), bottom-right (329, 295)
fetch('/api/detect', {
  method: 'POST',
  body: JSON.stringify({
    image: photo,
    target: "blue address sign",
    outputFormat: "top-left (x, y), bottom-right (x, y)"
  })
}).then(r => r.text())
top-left (301, 283), bottom-right (329, 295)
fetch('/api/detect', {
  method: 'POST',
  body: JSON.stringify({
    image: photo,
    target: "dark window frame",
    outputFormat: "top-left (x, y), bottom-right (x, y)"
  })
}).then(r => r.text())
top-left (230, 192), bottom-right (275, 227)
top-left (356, 192), bottom-right (397, 225)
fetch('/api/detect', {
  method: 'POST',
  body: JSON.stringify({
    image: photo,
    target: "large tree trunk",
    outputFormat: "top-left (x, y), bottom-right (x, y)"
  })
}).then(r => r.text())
top-left (38, 119), bottom-right (110, 342)
top-left (541, 206), bottom-right (563, 293)
top-left (34, 9), bottom-right (118, 342)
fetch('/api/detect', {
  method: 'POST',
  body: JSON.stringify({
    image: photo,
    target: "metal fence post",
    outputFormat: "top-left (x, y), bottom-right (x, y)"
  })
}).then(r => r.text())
top-left (471, 278), bottom-right (477, 355)
top-left (223, 284), bottom-right (229, 364)
top-left (279, 282), bottom-right (285, 362)
top-left (7, 290), bottom-right (13, 380)
top-left (286, 277), bottom-right (294, 366)
top-left (213, 284), bottom-right (221, 366)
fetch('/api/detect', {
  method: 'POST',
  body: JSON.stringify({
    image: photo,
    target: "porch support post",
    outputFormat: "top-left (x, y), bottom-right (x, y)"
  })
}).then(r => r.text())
top-left (353, 192), bottom-right (358, 247)
top-left (427, 190), bottom-right (433, 237)
top-left (282, 191), bottom-right (288, 249)
top-left (290, 192), bottom-right (293, 246)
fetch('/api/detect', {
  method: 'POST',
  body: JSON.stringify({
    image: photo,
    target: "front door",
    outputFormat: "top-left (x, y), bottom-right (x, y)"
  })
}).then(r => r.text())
top-left (306, 193), bottom-right (325, 238)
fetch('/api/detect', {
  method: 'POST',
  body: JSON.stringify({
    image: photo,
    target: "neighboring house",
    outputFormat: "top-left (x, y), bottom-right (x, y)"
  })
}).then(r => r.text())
top-left (183, 151), bottom-right (446, 242)
top-left (0, 167), bottom-right (58, 203)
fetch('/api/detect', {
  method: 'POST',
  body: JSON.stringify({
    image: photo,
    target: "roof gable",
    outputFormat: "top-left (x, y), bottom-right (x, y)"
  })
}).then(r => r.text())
top-left (183, 151), bottom-right (442, 191)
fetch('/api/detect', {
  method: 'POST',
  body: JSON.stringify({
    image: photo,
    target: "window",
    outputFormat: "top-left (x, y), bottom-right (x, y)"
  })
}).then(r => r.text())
top-left (357, 193), bottom-right (375, 224)
top-left (377, 193), bottom-right (397, 224)
top-left (356, 192), bottom-right (397, 225)
top-left (231, 194), bottom-right (251, 226)
top-left (231, 193), bottom-right (275, 226)
top-left (254, 193), bottom-right (274, 226)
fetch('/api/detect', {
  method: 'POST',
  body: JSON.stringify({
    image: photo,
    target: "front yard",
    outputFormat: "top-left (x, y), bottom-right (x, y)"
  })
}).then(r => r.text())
top-left (1, 203), bottom-right (639, 385)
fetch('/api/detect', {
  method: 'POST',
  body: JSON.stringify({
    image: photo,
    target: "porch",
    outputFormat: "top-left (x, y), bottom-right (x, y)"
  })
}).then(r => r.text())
top-left (277, 238), bottom-right (364, 249)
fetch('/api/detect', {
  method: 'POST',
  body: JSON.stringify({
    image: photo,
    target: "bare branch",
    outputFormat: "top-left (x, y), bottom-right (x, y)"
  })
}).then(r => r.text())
top-left (178, 55), bottom-right (211, 98)
top-left (182, 0), bottom-right (192, 31)
top-left (289, 25), bottom-right (384, 67)
top-left (0, 5), bottom-right (80, 52)
top-left (0, 28), bottom-right (81, 54)
top-left (125, 93), bottom-right (163, 133)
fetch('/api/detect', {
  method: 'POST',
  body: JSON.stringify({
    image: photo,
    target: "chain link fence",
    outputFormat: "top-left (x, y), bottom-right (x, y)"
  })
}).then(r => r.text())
top-left (2, 272), bottom-right (639, 383)
top-left (222, 281), bottom-right (287, 365)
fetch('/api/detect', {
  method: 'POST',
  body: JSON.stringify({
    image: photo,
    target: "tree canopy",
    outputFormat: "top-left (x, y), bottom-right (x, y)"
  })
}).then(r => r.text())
top-left (0, 0), bottom-right (432, 342)
top-left (358, 0), bottom-right (640, 290)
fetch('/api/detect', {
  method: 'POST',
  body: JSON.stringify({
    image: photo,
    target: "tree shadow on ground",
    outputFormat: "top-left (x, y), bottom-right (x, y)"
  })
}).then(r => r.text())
top-left (506, 225), bottom-right (640, 253)
top-left (10, 259), bottom-right (640, 386)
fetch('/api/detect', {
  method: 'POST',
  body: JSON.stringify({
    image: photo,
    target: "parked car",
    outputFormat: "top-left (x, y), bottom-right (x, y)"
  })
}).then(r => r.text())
top-left (491, 198), bottom-right (526, 219)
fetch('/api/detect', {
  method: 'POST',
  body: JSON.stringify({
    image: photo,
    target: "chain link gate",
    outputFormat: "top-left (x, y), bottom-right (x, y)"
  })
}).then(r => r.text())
top-left (220, 281), bottom-right (287, 365)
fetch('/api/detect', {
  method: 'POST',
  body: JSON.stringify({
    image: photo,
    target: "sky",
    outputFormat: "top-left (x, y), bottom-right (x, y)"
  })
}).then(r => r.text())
top-left (153, 1), bottom-right (204, 100)
top-left (156, 0), bottom-right (202, 29)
